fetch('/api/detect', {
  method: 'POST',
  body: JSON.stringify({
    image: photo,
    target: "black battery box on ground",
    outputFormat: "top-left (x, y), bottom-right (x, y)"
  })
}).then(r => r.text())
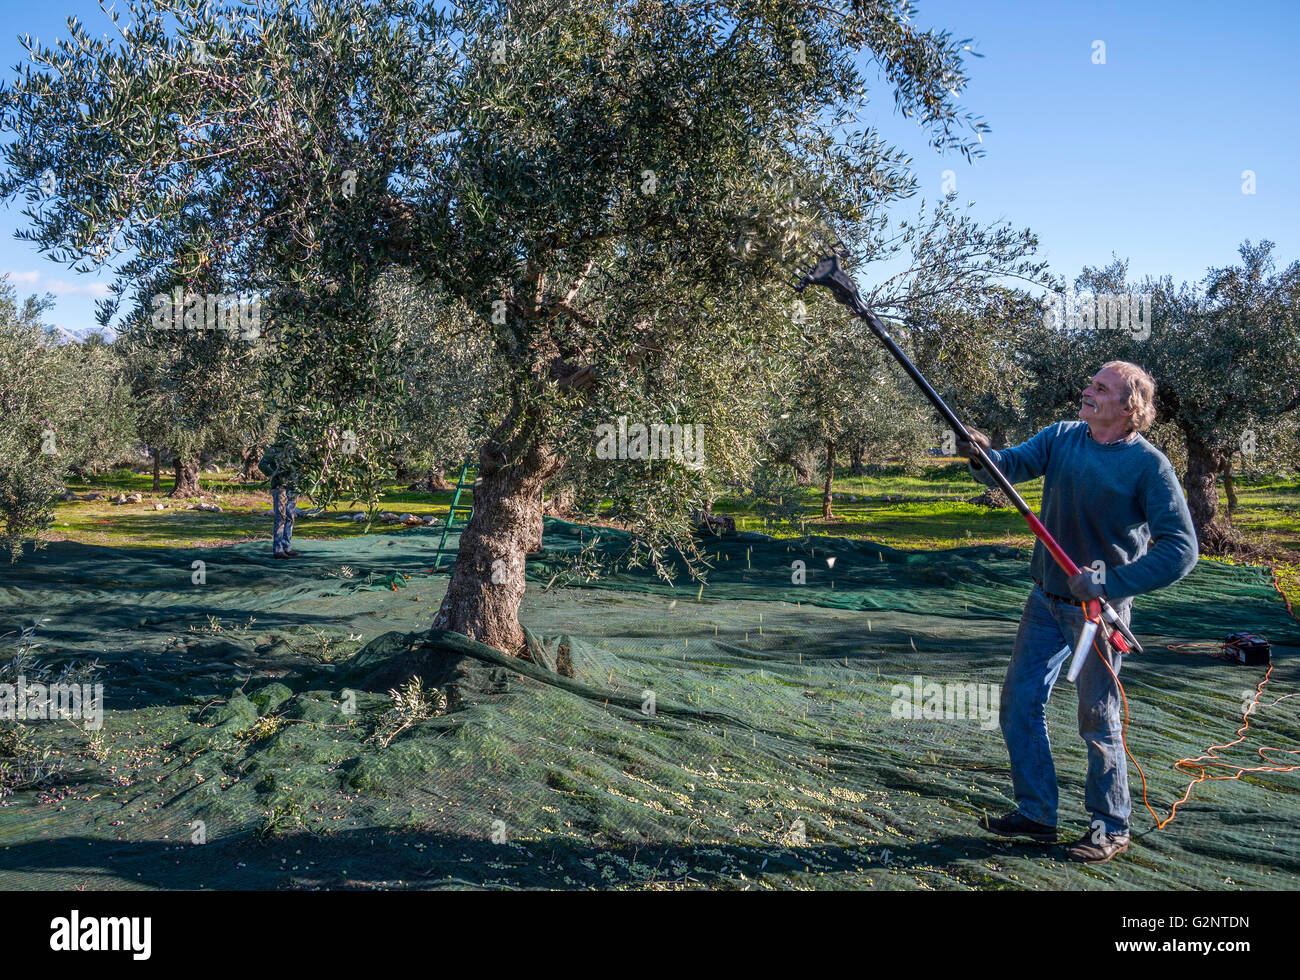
top-left (1223, 632), bottom-right (1271, 665)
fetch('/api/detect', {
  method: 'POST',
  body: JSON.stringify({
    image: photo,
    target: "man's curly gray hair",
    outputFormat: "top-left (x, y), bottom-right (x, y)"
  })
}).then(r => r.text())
top-left (1101, 360), bottom-right (1157, 432)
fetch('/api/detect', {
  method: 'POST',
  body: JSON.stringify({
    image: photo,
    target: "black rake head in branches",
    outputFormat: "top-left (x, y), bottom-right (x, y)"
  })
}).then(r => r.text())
top-left (786, 239), bottom-right (868, 315)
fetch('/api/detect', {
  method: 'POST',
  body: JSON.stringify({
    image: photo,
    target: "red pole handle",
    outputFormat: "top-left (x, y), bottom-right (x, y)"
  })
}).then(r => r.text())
top-left (1024, 512), bottom-right (1081, 577)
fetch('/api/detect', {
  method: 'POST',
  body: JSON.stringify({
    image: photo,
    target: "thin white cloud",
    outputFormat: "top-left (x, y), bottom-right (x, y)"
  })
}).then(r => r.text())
top-left (45, 278), bottom-right (112, 299)
top-left (2, 269), bottom-right (111, 298)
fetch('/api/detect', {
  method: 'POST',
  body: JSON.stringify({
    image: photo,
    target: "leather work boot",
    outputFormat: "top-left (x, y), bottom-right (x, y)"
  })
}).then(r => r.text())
top-left (1065, 831), bottom-right (1130, 863)
top-left (978, 811), bottom-right (1057, 842)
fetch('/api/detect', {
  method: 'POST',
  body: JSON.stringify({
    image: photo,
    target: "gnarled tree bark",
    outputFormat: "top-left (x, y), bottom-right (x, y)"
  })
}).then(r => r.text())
top-left (409, 467), bottom-right (452, 492)
top-left (1183, 432), bottom-right (1224, 547)
top-left (170, 456), bottom-right (201, 497)
top-left (432, 418), bottom-right (562, 654)
top-left (849, 442), bottom-right (867, 476)
top-left (239, 444), bottom-right (264, 482)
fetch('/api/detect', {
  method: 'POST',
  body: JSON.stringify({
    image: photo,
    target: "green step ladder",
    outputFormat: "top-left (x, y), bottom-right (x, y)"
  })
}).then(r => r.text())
top-left (433, 461), bottom-right (476, 571)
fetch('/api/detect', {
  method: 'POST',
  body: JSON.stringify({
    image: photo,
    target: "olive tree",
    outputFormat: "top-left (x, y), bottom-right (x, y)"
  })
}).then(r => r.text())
top-left (0, 284), bottom-right (62, 557)
top-left (44, 333), bottom-right (138, 477)
top-left (2, 0), bottom-right (998, 651)
top-left (117, 264), bottom-right (266, 496)
top-left (0, 279), bottom-right (136, 556)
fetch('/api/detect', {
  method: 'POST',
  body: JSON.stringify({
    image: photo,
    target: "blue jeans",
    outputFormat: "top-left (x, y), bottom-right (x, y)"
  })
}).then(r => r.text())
top-left (1000, 585), bottom-right (1132, 835)
top-left (271, 488), bottom-right (296, 554)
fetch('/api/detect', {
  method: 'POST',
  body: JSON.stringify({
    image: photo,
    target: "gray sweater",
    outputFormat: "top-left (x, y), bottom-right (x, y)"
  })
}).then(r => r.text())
top-left (970, 421), bottom-right (1197, 603)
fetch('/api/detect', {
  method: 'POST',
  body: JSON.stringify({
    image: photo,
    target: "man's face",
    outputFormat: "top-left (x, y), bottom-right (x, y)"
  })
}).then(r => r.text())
top-left (1080, 367), bottom-right (1134, 429)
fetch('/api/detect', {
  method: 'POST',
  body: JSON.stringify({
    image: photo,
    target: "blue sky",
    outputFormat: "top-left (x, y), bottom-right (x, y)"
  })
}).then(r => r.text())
top-left (1, 0), bottom-right (1296, 334)
top-left (868, 0), bottom-right (1299, 289)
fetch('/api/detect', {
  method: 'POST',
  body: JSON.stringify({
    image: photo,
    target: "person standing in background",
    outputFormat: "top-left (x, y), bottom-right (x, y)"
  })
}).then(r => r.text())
top-left (260, 434), bottom-right (302, 559)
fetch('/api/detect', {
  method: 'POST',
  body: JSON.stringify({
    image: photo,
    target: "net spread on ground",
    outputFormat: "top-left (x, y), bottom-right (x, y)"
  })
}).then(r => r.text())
top-left (0, 519), bottom-right (1296, 889)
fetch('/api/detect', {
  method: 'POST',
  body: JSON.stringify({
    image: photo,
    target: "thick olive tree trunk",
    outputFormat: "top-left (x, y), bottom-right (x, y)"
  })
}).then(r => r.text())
top-left (433, 431), bottom-right (562, 654)
top-left (170, 457), bottom-right (201, 497)
top-left (821, 439), bottom-right (835, 520)
top-left (409, 467), bottom-right (451, 491)
top-left (1183, 433), bottom-right (1223, 546)
top-left (849, 442), bottom-right (867, 476)
top-left (239, 445), bottom-right (264, 482)
top-left (1221, 459), bottom-right (1238, 518)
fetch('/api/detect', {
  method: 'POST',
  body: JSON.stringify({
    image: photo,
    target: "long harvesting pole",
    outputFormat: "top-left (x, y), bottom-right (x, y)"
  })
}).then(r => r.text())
top-left (793, 250), bottom-right (1142, 655)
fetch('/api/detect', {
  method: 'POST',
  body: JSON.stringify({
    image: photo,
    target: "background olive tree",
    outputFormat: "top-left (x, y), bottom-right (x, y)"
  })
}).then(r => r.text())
top-left (771, 200), bottom-right (1050, 519)
top-left (373, 268), bottom-right (503, 492)
top-left (0, 278), bottom-right (137, 557)
top-left (117, 264), bottom-right (267, 497)
top-left (1018, 244), bottom-right (1300, 552)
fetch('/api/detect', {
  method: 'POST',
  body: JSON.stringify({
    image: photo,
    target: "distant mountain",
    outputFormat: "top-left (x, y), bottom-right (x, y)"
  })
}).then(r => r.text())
top-left (44, 325), bottom-right (116, 345)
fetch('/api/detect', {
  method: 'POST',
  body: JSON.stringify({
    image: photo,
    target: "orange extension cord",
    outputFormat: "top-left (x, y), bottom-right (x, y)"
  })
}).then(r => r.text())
top-left (1085, 570), bottom-right (1300, 830)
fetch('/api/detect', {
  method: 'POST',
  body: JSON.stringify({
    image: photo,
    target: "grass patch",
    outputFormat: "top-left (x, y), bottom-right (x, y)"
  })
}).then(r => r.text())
top-left (50, 469), bottom-right (472, 549)
top-left (43, 463), bottom-right (1299, 614)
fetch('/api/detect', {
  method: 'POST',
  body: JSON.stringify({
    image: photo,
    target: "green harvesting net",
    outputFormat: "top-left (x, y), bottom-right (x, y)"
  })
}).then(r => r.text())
top-left (0, 519), bottom-right (1296, 890)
